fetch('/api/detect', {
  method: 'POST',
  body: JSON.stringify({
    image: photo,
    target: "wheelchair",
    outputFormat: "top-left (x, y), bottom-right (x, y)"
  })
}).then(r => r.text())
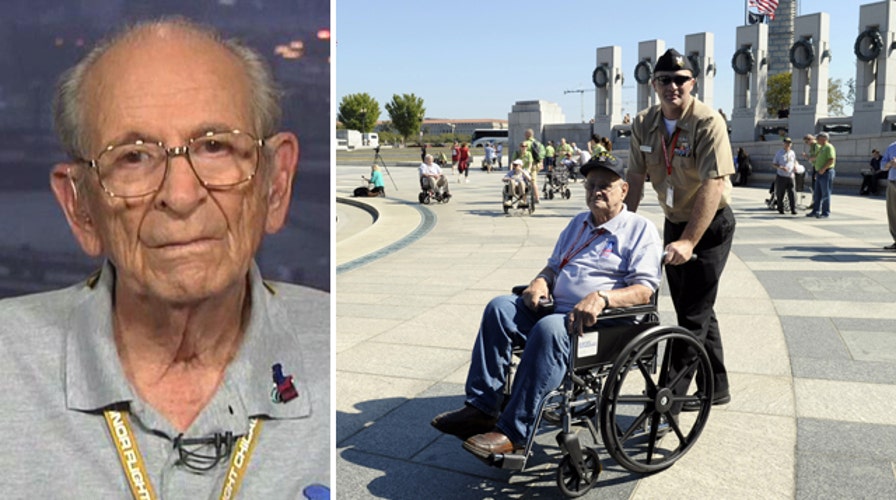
top-left (502, 178), bottom-right (536, 215)
top-left (543, 166), bottom-right (572, 201)
top-left (418, 176), bottom-right (451, 205)
top-left (493, 285), bottom-right (714, 497)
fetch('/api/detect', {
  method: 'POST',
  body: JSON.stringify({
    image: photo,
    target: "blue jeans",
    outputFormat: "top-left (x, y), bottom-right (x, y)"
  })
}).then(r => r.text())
top-left (812, 169), bottom-right (835, 215)
top-left (464, 295), bottom-right (570, 445)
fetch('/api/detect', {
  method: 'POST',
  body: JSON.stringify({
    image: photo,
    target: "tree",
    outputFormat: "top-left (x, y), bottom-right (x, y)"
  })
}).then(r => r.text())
top-left (766, 72), bottom-right (791, 117)
top-left (337, 93), bottom-right (380, 132)
top-left (765, 72), bottom-right (852, 117)
top-left (385, 93), bottom-right (425, 145)
top-left (828, 78), bottom-right (847, 116)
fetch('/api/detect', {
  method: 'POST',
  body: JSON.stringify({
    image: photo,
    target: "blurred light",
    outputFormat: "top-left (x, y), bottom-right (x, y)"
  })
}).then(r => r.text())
top-left (54, 37), bottom-right (64, 47)
top-left (75, 38), bottom-right (84, 47)
top-left (317, 29), bottom-right (330, 40)
top-left (274, 44), bottom-right (302, 60)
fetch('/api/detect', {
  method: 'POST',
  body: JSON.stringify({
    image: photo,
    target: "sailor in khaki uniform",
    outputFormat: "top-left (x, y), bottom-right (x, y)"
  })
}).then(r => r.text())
top-left (625, 48), bottom-right (736, 412)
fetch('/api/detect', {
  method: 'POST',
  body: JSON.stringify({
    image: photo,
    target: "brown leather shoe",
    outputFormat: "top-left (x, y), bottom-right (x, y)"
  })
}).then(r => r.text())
top-left (462, 431), bottom-right (522, 460)
top-left (431, 405), bottom-right (498, 440)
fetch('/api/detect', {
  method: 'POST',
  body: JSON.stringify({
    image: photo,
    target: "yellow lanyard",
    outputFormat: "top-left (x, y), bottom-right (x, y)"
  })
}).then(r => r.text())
top-left (104, 410), bottom-right (264, 500)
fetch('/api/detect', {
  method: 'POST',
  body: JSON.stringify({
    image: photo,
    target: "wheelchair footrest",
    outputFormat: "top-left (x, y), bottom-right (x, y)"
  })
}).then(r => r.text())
top-left (492, 452), bottom-right (528, 470)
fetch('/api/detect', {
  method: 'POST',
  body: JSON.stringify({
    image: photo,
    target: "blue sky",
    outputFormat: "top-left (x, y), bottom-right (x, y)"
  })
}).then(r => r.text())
top-left (335, 0), bottom-right (861, 123)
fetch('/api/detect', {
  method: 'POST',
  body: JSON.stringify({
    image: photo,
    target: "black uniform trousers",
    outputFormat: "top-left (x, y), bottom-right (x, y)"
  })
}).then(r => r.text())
top-left (664, 205), bottom-right (735, 399)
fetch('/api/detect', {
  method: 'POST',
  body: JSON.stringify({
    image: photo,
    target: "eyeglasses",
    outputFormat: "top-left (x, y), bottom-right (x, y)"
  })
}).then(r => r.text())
top-left (654, 75), bottom-right (693, 86)
top-left (585, 181), bottom-right (621, 194)
top-left (79, 130), bottom-right (265, 198)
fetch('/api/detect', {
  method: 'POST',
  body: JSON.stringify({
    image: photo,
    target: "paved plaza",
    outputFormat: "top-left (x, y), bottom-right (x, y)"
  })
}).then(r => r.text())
top-left (335, 161), bottom-right (896, 499)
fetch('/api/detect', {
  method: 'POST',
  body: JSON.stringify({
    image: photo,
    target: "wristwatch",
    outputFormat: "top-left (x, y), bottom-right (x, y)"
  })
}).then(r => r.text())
top-left (597, 291), bottom-right (610, 308)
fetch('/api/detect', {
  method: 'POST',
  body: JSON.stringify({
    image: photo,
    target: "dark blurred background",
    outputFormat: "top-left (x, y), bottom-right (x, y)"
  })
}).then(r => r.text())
top-left (0, 0), bottom-right (330, 297)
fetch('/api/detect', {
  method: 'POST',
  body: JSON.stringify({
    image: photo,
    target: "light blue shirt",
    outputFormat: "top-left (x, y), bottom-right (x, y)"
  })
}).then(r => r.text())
top-left (881, 140), bottom-right (896, 181)
top-left (773, 148), bottom-right (796, 177)
top-left (546, 208), bottom-right (662, 314)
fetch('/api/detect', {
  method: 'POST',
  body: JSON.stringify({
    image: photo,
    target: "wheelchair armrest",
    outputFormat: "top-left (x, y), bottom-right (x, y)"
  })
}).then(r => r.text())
top-left (597, 303), bottom-right (657, 320)
top-left (511, 285), bottom-right (554, 313)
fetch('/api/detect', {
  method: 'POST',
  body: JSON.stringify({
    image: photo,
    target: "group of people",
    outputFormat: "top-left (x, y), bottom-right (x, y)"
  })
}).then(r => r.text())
top-left (433, 48), bottom-right (734, 460)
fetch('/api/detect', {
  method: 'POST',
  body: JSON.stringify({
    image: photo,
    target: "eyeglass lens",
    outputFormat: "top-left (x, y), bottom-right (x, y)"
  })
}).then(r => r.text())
top-left (95, 132), bottom-right (258, 197)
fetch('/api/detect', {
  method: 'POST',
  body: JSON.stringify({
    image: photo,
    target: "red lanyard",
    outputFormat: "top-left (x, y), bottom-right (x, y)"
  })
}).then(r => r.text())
top-left (559, 222), bottom-right (606, 270)
top-left (660, 128), bottom-right (681, 176)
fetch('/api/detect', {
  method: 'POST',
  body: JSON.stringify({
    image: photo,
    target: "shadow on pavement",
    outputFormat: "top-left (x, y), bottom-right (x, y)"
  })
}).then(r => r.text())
top-left (337, 393), bottom-right (642, 499)
top-left (774, 246), bottom-right (896, 262)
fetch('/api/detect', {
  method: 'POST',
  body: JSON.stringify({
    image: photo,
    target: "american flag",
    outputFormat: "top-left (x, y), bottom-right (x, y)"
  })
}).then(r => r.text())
top-left (748, 0), bottom-right (779, 20)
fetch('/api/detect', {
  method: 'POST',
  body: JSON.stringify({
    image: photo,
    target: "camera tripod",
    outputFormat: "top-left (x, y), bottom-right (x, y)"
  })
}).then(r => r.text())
top-left (374, 146), bottom-right (398, 190)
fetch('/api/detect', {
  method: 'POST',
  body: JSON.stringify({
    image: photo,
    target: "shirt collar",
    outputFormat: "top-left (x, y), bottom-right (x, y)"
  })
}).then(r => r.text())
top-left (586, 205), bottom-right (630, 234)
top-left (65, 261), bottom-right (310, 420)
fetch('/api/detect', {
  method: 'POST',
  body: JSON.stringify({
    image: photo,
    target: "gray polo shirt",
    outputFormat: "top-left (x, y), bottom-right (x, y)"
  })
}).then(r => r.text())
top-left (0, 262), bottom-right (329, 498)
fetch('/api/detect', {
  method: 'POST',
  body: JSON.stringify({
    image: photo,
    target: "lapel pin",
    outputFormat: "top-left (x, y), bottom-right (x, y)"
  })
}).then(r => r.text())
top-left (271, 363), bottom-right (298, 403)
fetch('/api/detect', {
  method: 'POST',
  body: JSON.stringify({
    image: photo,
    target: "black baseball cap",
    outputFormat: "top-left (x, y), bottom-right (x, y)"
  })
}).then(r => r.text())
top-left (654, 48), bottom-right (695, 75)
top-left (580, 154), bottom-right (625, 179)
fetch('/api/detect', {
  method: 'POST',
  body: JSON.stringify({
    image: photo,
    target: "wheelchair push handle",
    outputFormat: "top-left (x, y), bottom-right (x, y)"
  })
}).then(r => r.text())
top-left (662, 250), bottom-right (698, 266)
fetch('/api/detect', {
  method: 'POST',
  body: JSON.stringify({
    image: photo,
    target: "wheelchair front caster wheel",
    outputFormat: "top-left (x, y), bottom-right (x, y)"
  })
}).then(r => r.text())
top-left (556, 448), bottom-right (601, 497)
top-left (564, 188), bottom-right (571, 199)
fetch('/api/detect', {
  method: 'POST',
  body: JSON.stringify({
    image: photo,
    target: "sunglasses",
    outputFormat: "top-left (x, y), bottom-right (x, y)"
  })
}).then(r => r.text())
top-left (654, 75), bottom-right (693, 86)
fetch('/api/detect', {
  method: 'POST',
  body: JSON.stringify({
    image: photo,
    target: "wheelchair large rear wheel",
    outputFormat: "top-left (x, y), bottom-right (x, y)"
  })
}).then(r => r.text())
top-left (599, 326), bottom-right (712, 474)
top-left (527, 188), bottom-right (536, 214)
top-left (556, 447), bottom-right (601, 497)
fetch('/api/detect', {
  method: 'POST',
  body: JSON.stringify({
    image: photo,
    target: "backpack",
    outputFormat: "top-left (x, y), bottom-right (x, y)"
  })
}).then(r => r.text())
top-left (530, 139), bottom-right (545, 163)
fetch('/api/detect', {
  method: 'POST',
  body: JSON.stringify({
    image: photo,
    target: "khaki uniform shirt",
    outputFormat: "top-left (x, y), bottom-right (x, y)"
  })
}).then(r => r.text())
top-left (629, 97), bottom-right (734, 223)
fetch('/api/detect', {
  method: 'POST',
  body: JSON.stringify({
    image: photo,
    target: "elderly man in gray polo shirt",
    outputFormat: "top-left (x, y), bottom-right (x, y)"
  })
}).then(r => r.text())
top-left (0, 18), bottom-right (328, 498)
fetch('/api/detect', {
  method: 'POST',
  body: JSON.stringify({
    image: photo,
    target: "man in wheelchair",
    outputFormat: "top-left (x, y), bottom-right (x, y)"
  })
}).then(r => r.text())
top-left (419, 153), bottom-right (450, 198)
top-left (503, 159), bottom-right (532, 206)
top-left (432, 154), bottom-right (663, 460)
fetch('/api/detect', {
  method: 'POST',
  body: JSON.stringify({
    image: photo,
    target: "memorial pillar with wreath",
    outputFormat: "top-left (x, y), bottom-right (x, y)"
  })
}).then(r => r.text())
top-left (635, 39), bottom-right (665, 112)
top-left (730, 23), bottom-right (768, 142)
top-left (685, 32), bottom-right (716, 108)
top-left (592, 46), bottom-right (623, 140)
top-left (787, 12), bottom-right (830, 137)
top-left (852, 1), bottom-right (894, 135)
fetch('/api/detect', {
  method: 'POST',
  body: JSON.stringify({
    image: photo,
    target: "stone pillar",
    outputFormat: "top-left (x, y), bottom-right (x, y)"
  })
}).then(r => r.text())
top-left (593, 46), bottom-right (623, 140)
top-left (507, 100), bottom-right (566, 151)
top-left (768, 0), bottom-right (797, 75)
top-left (635, 40), bottom-right (665, 112)
top-left (731, 23), bottom-right (768, 142)
top-left (787, 12), bottom-right (830, 137)
top-left (685, 32), bottom-right (715, 108)
top-left (852, 1), bottom-right (896, 135)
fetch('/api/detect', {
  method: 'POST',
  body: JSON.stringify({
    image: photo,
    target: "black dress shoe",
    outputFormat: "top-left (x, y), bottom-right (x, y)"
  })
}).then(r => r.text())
top-left (462, 431), bottom-right (522, 460)
top-left (681, 392), bottom-right (731, 412)
top-left (884, 242), bottom-right (896, 250)
top-left (431, 405), bottom-right (498, 440)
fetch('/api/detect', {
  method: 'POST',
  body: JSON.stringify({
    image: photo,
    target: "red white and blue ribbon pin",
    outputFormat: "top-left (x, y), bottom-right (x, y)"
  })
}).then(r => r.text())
top-left (271, 363), bottom-right (299, 403)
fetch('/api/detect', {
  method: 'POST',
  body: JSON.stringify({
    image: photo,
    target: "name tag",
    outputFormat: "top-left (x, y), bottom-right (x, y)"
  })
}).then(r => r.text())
top-left (578, 331), bottom-right (599, 358)
top-left (639, 145), bottom-right (653, 153)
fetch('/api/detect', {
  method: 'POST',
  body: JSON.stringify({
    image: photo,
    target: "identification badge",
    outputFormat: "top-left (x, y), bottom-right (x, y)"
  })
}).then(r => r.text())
top-left (665, 179), bottom-right (675, 208)
top-left (578, 331), bottom-right (599, 358)
top-left (639, 145), bottom-right (653, 153)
